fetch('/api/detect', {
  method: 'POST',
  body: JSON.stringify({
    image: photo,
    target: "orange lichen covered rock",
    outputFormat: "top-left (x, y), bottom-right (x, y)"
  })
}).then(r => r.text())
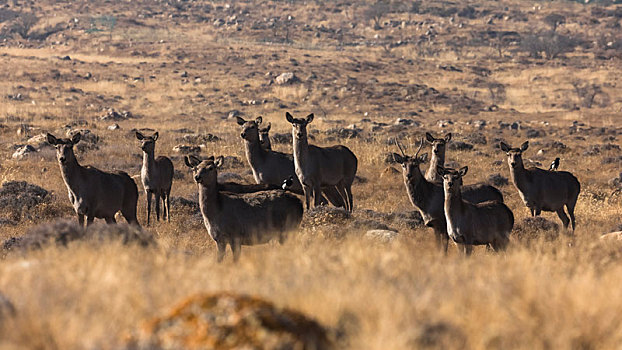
top-left (126, 292), bottom-right (332, 350)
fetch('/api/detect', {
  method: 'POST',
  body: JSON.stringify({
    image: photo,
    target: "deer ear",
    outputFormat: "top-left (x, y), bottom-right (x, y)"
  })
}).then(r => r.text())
top-left (436, 165), bottom-right (445, 177)
top-left (153, 132), bottom-right (159, 141)
top-left (444, 133), bottom-right (452, 142)
top-left (286, 112), bottom-right (294, 123)
top-left (520, 141), bottom-right (529, 152)
top-left (71, 133), bottom-right (81, 145)
top-left (265, 122), bottom-right (271, 131)
top-left (46, 133), bottom-right (58, 145)
top-left (236, 116), bottom-right (247, 126)
top-left (392, 153), bottom-right (404, 164)
top-left (255, 116), bottom-right (263, 125)
top-left (306, 113), bottom-right (314, 123)
top-left (419, 153), bottom-right (428, 163)
top-left (459, 166), bottom-right (468, 177)
top-left (425, 132), bottom-right (434, 143)
top-left (499, 142), bottom-right (510, 152)
top-left (214, 156), bottom-right (224, 168)
top-left (135, 131), bottom-right (144, 140)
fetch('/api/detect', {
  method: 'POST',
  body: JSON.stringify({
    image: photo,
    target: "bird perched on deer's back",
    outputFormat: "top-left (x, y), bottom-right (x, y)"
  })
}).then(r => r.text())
top-left (549, 157), bottom-right (560, 171)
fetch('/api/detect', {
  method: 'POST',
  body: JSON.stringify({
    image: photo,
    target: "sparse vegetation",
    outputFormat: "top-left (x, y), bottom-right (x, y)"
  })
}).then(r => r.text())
top-left (0, 0), bottom-right (621, 348)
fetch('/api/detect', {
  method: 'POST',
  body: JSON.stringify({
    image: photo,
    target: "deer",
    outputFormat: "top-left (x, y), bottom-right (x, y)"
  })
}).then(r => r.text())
top-left (392, 139), bottom-right (504, 253)
top-left (136, 131), bottom-right (174, 225)
top-left (184, 155), bottom-right (303, 262)
top-left (286, 112), bottom-right (358, 212)
top-left (236, 116), bottom-right (345, 208)
top-left (258, 121), bottom-right (272, 150)
top-left (47, 133), bottom-right (139, 227)
top-left (424, 132), bottom-right (451, 184)
top-left (438, 166), bottom-right (514, 255)
top-left (500, 141), bottom-right (580, 231)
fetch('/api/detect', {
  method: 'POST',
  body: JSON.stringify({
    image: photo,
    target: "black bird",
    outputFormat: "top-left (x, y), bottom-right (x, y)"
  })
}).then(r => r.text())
top-left (282, 176), bottom-right (295, 190)
top-left (549, 157), bottom-right (560, 171)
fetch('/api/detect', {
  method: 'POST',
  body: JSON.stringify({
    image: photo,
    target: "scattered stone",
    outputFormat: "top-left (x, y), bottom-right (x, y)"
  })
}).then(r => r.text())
top-left (108, 123), bottom-right (121, 130)
top-left (275, 72), bottom-right (300, 85)
top-left (395, 118), bottom-right (419, 126)
top-left (172, 145), bottom-right (201, 154)
top-left (526, 129), bottom-right (545, 138)
top-left (437, 120), bottom-right (454, 128)
top-left (448, 141), bottom-right (473, 151)
top-left (12, 145), bottom-right (36, 159)
top-left (227, 110), bottom-right (241, 119)
top-left (125, 292), bottom-right (331, 350)
top-left (180, 133), bottom-right (220, 144)
top-left (365, 229), bottom-right (399, 243)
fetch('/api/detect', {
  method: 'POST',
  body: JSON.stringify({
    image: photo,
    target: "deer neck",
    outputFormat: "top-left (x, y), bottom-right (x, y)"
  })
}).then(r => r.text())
top-left (59, 156), bottom-right (84, 193)
top-left (444, 186), bottom-right (465, 219)
top-left (509, 161), bottom-right (529, 191)
top-left (405, 166), bottom-right (435, 207)
top-left (292, 132), bottom-right (309, 168)
top-left (244, 137), bottom-right (267, 165)
top-left (142, 149), bottom-right (156, 173)
top-left (198, 181), bottom-right (221, 219)
top-left (426, 150), bottom-right (445, 181)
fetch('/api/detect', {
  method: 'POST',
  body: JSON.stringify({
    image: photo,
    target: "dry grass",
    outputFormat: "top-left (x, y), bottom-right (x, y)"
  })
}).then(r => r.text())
top-left (1, 0), bottom-right (622, 349)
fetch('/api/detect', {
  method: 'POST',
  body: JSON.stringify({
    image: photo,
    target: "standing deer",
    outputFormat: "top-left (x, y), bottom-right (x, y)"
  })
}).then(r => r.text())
top-left (184, 155), bottom-right (303, 262)
top-left (500, 141), bottom-right (580, 230)
top-left (47, 133), bottom-right (139, 227)
top-left (424, 132), bottom-right (451, 183)
top-left (392, 139), bottom-right (504, 252)
top-left (258, 121), bottom-right (272, 150)
top-left (286, 112), bottom-right (358, 212)
top-left (236, 116), bottom-right (345, 208)
top-left (438, 166), bottom-right (514, 255)
top-left (136, 131), bottom-right (174, 225)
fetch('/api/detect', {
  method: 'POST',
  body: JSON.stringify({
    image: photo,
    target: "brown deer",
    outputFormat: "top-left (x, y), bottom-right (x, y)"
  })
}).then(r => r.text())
top-left (47, 133), bottom-right (139, 227)
top-left (438, 166), bottom-right (514, 255)
top-left (258, 121), bottom-right (272, 150)
top-left (500, 141), bottom-right (580, 230)
top-left (236, 116), bottom-right (345, 208)
top-left (286, 112), bottom-right (358, 212)
top-left (136, 131), bottom-right (174, 225)
top-left (392, 139), bottom-right (504, 252)
top-left (184, 155), bottom-right (303, 262)
top-left (424, 132), bottom-right (451, 183)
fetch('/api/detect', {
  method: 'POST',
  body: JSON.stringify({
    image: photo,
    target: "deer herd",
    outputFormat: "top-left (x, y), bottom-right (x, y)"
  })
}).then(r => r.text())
top-left (42, 112), bottom-right (582, 260)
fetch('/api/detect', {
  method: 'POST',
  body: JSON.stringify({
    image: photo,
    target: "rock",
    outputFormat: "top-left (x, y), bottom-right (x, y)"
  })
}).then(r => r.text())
top-left (275, 72), bottom-right (300, 85)
top-left (12, 145), bottom-right (36, 159)
top-left (227, 110), bottom-right (241, 119)
top-left (526, 129), bottom-right (545, 138)
top-left (4, 219), bottom-right (155, 253)
top-left (395, 118), bottom-right (419, 126)
top-left (510, 121), bottom-right (521, 130)
top-left (437, 120), bottom-right (454, 128)
top-left (487, 173), bottom-right (509, 187)
top-left (365, 229), bottom-right (398, 243)
top-left (600, 231), bottom-right (622, 241)
top-left (180, 133), bottom-right (220, 144)
top-left (172, 145), bottom-right (201, 154)
top-left (108, 123), bottom-right (121, 130)
top-left (125, 293), bottom-right (332, 350)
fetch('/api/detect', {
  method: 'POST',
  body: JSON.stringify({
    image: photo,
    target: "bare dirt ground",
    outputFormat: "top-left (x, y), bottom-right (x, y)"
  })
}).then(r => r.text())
top-left (0, 0), bottom-right (622, 349)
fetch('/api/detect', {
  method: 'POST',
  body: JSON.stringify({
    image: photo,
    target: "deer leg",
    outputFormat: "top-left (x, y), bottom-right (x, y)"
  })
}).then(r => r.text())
top-left (77, 213), bottom-right (85, 227)
top-left (312, 183), bottom-right (323, 208)
top-left (155, 190), bottom-right (162, 222)
top-left (535, 208), bottom-right (542, 216)
top-left (302, 184), bottom-right (312, 210)
top-left (556, 208), bottom-right (570, 230)
top-left (231, 240), bottom-right (242, 262)
top-left (566, 203), bottom-right (577, 232)
top-left (166, 191), bottom-right (171, 222)
top-left (345, 184), bottom-right (354, 213)
top-left (335, 184), bottom-right (349, 212)
top-left (216, 241), bottom-right (227, 262)
top-left (86, 216), bottom-right (95, 226)
top-left (145, 190), bottom-right (152, 225)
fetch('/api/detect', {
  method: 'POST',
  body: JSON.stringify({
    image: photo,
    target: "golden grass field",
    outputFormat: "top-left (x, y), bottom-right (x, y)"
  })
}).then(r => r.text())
top-left (1, 0), bottom-right (622, 348)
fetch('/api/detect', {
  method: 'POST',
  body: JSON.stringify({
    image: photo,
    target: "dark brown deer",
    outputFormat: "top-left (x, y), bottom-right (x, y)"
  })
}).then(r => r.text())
top-left (236, 116), bottom-right (345, 208)
top-left (47, 133), bottom-right (139, 227)
top-left (286, 112), bottom-right (358, 212)
top-left (392, 139), bottom-right (504, 252)
top-left (136, 131), bottom-right (174, 225)
top-left (424, 132), bottom-right (451, 184)
top-left (500, 141), bottom-right (580, 230)
top-left (258, 121), bottom-right (272, 150)
top-left (185, 155), bottom-right (303, 262)
top-left (438, 166), bottom-right (514, 255)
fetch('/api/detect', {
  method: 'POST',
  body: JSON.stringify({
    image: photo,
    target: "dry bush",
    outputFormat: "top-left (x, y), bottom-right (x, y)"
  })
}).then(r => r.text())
top-left (520, 32), bottom-right (578, 59)
top-left (0, 181), bottom-right (50, 223)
